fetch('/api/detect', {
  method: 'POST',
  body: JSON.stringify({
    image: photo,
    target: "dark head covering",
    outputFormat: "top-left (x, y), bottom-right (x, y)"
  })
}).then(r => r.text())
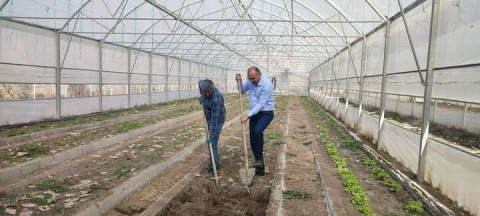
top-left (200, 79), bottom-right (214, 90)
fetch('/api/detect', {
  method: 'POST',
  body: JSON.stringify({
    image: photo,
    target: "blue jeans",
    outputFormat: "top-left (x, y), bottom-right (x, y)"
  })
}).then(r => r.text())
top-left (249, 111), bottom-right (274, 161)
top-left (208, 121), bottom-right (224, 167)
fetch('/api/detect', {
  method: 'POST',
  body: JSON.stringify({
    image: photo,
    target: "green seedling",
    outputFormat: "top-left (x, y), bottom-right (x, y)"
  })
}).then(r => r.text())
top-left (113, 164), bottom-right (130, 178)
top-left (35, 179), bottom-right (66, 192)
top-left (302, 141), bottom-right (312, 146)
top-left (362, 157), bottom-right (377, 166)
top-left (282, 190), bottom-right (314, 200)
top-left (89, 183), bottom-right (104, 191)
top-left (272, 141), bottom-right (284, 146)
top-left (298, 125), bottom-right (306, 129)
top-left (286, 152), bottom-right (297, 157)
top-left (21, 144), bottom-right (50, 157)
top-left (54, 204), bottom-right (65, 213)
top-left (384, 178), bottom-right (402, 192)
top-left (371, 168), bottom-right (389, 181)
top-left (31, 194), bottom-right (53, 205)
top-left (267, 131), bottom-right (277, 139)
top-left (405, 201), bottom-right (425, 215)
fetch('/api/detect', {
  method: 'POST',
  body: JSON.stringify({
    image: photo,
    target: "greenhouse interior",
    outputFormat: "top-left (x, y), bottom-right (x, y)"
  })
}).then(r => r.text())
top-left (0, 0), bottom-right (479, 215)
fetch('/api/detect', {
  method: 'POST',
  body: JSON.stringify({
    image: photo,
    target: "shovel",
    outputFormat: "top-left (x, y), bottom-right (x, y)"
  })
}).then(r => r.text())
top-left (204, 117), bottom-right (219, 184)
top-left (237, 81), bottom-right (255, 186)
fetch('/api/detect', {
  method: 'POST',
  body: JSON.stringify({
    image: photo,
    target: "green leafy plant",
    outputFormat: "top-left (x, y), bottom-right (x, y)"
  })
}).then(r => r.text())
top-left (362, 157), bottom-right (377, 166)
top-left (371, 168), bottom-right (389, 181)
top-left (31, 194), bottom-right (53, 205)
top-left (35, 179), bottom-right (66, 192)
top-left (267, 131), bottom-right (277, 139)
top-left (113, 163), bottom-right (130, 178)
top-left (272, 141), bottom-right (284, 146)
top-left (54, 204), bottom-right (65, 213)
top-left (286, 152), bottom-right (297, 157)
top-left (384, 179), bottom-right (402, 192)
top-left (302, 141), bottom-right (312, 146)
top-left (405, 201), bottom-right (425, 215)
top-left (0, 206), bottom-right (5, 214)
top-left (282, 190), bottom-right (314, 200)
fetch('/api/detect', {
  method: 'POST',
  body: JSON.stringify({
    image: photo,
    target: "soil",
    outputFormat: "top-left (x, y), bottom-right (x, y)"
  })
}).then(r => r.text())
top-left (0, 99), bottom-right (245, 216)
top-left (305, 98), bottom-right (413, 216)
top-left (282, 97), bottom-right (329, 216)
top-left (158, 96), bottom-right (289, 216)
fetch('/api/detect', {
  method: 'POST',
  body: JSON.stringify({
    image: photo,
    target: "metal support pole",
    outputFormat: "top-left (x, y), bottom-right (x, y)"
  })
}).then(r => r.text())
top-left (417, 0), bottom-right (441, 181)
top-left (127, 48), bottom-right (132, 107)
top-left (148, 52), bottom-right (152, 105)
top-left (357, 35), bottom-right (367, 134)
top-left (329, 61), bottom-right (334, 109)
top-left (378, 19), bottom-right (391, 150)
top-left (165, 56), bottom-right (169, 102)
top-left (397, 0), bottom-right (425, 85)
top-left (412, 96), bottom-right (416, 116)
top-left (178, 60), bottom-right (181, 99)
top-left (188, 61), bottom-right (192, 98)
top-left (345, 51), bottom-right (351, 113)
top-left (462, 103), bottom-right (468, 129)
top-left (99, 42), bottom-right (103, 112)
top-left (55, 32), bottom-right (61, 119)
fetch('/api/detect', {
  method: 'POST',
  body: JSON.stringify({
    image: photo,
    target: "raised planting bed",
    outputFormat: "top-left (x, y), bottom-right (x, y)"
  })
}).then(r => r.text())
top-left (0, 98), bottom-right (245, 216)
top-left (302, 98), bottom-right (418, 216)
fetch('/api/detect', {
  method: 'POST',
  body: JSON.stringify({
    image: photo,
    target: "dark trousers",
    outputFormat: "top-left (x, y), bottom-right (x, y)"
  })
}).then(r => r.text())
top-left (249, 111), bottom-right (274, 161)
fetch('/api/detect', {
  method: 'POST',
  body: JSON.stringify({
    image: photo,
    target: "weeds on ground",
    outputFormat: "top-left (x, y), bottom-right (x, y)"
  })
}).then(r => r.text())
top-left (272, 141), bottom-right (284, 146)
top-left (113, 163), bottom-right (130, 178)
top-left (89, 183), bottom-right (105, 191)
top-left (302, 141), bottom-right (312, 146)
top-left (35, 179), bottom-right (67, 192)
top-left (54, 204), bottom-right (65, 213)
top-left (298, 125), bottom-right (307, 129)
top-left (31, 193), bottom-right (53, 205)
top-left (23, 144), bottom-right (50, 157)
top-left (405, 201), bottom-right (425, 215)
top-left (286, 152), bottom-right (297, 157)
top-left (267, 131), bottom-right (277, 139)
top-left (0, 206), bottom-right (5, 214)
top-left (282, 190), bottom-right (314, 200)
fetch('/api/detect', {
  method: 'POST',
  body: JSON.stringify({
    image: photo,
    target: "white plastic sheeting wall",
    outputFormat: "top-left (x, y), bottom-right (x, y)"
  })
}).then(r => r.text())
top-left (0, 20), bottom-right (227, 126)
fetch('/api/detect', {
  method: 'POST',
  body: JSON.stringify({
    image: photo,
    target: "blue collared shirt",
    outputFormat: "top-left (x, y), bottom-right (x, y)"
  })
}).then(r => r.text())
top-left (241, 75), bottom-right (275, 117)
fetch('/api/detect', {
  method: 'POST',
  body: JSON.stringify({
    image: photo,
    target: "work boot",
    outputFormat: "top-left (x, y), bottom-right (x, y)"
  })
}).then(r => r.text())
top-left (255, 160), bottom-right (265, 176)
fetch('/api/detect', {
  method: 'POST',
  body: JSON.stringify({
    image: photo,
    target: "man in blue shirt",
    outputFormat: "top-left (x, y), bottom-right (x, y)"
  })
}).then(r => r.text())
top-left (236, 66), bottom-right (275, 176)
top-left (198, 79), bottom-right (226, 173)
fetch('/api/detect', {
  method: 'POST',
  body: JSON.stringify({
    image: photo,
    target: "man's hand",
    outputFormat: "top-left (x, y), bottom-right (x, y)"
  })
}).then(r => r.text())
top-left (206, 138), bottom-right (213, 145)
top-left (235, 73), bottom-right (242, 83)
top-left (241, 113), bottom-right (249, 124)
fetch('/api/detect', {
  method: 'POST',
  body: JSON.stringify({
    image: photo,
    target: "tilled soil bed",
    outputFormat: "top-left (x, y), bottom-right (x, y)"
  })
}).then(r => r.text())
top-left (158, 96), bottom-right (289, 216)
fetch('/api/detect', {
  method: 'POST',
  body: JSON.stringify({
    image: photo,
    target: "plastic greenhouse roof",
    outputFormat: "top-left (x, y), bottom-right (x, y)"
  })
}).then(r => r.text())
top-left (0, 0), bottom-right (419, 72)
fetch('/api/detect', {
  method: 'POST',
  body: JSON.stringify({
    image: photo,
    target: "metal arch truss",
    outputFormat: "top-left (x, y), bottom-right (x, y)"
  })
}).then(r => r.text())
top-left (0, 0), bottom-right (392, 72)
